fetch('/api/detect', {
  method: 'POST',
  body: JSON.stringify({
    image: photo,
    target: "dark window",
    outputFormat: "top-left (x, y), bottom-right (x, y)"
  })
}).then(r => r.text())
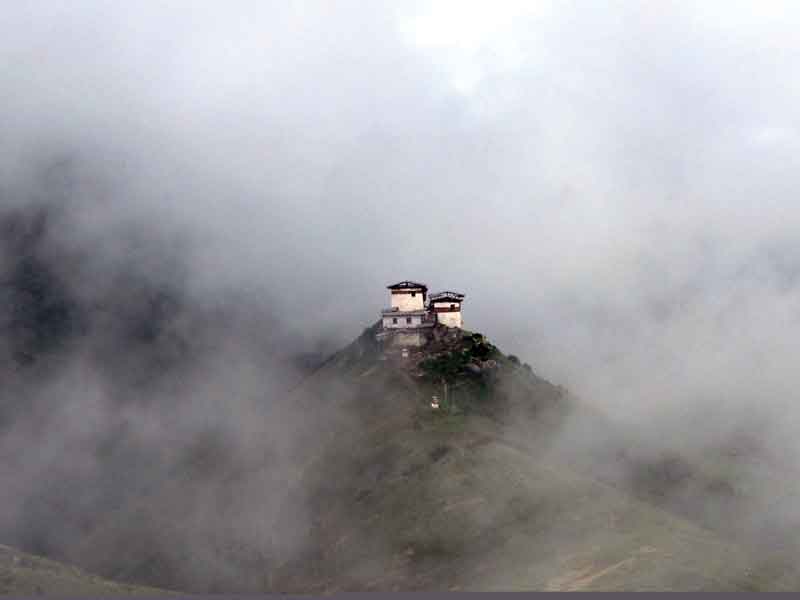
top-left (411, 292), bottom-right (416, 297)
top-left (406, 317), bottom-right (412, 324)
top-left (392, 317), bottom-right (398, 324)
top-left (450, 304), bottom-right (456, 309)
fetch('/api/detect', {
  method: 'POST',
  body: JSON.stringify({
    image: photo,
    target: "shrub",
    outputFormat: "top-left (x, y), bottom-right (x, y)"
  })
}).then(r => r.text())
top-left (420, 351), bottom-right (468, 380)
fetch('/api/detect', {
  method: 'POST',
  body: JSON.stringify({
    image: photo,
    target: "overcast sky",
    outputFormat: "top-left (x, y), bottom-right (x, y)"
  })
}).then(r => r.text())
top-left (4, 1), bottom-right (800, 423)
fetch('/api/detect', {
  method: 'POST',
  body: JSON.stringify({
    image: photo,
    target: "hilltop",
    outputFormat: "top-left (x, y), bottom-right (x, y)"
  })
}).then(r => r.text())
top-left (256, 324), bottom-right (800, 591)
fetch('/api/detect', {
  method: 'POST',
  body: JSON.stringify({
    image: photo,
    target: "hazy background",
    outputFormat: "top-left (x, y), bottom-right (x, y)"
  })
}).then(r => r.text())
top-left (6, 1), bottom-right (800, 421)
top-left (4, 0), bottom-right (800, 589)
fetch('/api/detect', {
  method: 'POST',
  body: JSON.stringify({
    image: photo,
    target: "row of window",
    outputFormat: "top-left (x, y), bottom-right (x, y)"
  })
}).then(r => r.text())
top-left (389, 307), bottom-right (457, 325)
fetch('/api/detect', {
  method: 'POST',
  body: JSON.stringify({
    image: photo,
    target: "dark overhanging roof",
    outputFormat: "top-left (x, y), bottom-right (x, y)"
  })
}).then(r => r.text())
top-left (429, 291), bottom-right (465, 302)
top-left (387, 280), bottom-right (428, 290)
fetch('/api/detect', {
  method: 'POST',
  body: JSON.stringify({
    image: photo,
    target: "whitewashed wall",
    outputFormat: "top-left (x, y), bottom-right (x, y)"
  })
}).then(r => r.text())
top-left (432, 302), bottom-right (463, 328)
top-left (438, 312), bottom-right (462, 328)
top-left (382, 314), bottom-right (424, 329)
top-left (390, 290), bottom-right (425, 311)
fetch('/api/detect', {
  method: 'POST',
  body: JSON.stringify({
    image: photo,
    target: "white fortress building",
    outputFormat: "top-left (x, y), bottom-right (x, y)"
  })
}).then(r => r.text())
top-left (377, 280), bottom-right (466, 347)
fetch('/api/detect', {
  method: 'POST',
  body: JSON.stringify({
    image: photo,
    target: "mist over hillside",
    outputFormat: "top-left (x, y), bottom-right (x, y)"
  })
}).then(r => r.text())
top-left (0, 195), bottom-right (309, 584)
top-left (5, 0), bottom-right (800, 592)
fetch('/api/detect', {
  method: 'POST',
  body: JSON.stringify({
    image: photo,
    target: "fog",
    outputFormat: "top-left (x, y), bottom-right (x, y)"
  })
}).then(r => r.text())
top-left (4, 0), bottom-right (800, 591)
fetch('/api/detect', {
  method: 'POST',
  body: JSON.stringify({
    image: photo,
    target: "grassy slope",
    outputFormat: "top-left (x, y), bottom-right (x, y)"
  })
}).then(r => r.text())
top-left (8, 324), bottom-right (800, 592)
top-left (267, 329), bottom-right (800, 591)
top-left (0, 545), bottom-right (169, 595)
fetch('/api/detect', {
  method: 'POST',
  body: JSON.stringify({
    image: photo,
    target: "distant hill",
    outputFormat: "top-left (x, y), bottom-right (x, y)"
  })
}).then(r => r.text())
top-left (0, 544), bottom-right (168, 595)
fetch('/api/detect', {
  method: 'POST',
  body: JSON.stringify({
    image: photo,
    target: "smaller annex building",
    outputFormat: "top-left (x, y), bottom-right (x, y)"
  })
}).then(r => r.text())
top-left (429, 291), bottom-right (465, 329)
top-left (377, 280), bottom-right (466, 347)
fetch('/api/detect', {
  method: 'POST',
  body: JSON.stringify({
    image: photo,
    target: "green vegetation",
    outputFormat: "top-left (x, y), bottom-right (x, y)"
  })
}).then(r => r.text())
top-left (418, 332), bottom-right (501, 382)
top-left (419, 351), bottom-right (469, 381)
top-left (416, 331), bottom-right (534, 417)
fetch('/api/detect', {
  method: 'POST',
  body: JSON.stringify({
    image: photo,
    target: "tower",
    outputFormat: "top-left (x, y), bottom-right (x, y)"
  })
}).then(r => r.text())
top-left (378, 281), bottom-right (434, 346)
